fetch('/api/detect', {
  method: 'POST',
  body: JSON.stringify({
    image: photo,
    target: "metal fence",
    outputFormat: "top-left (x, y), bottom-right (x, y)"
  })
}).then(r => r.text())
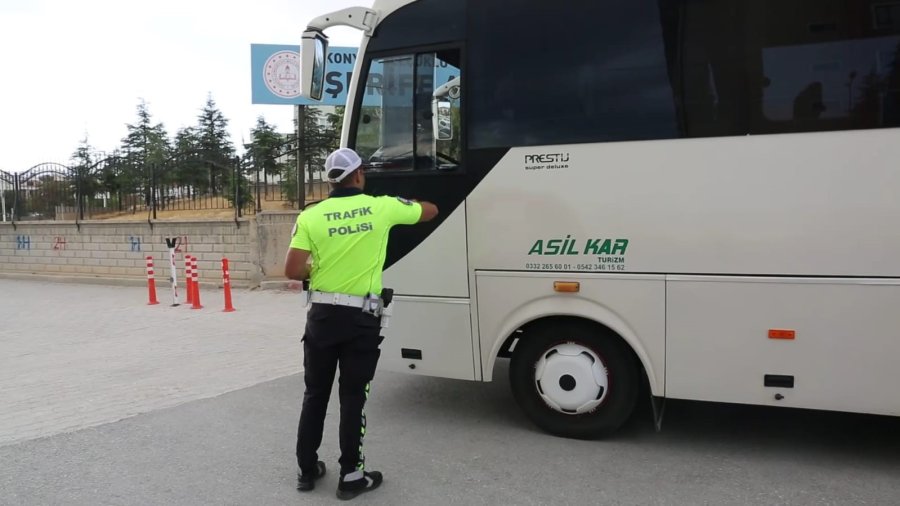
top-left (1, 151), bottom-right (337, 223)
top-left (244, 131), bottom-right (337, 213)
top-left (0, 157), bottom-right (254, 222)
top-left (249, 161), bottom-right (331, 213)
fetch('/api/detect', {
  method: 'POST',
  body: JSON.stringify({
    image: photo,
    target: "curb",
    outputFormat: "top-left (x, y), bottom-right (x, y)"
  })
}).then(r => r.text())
top-left (259, 280), bottom-right (303, 291)
top-left (0, 272), bottom-right (251, 290)
top-left (0, 272), bottom-right (148, 288)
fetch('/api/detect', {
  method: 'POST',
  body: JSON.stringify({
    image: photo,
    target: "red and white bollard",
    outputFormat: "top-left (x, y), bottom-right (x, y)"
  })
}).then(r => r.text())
top-left (190, 256), bottom-right (203, 309)
top-left (222, 258), bottom-right (236, 312)
top-left (184, 256), bottom-right (193, 305)
top-left (146, 256), bottom-right (159, 305)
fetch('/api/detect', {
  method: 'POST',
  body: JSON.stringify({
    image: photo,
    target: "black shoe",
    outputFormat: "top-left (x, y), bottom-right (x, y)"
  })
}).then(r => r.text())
top-left (297, 461), bottom-right (326, 491)
top-left (336, 470), bottom-right (383, 500)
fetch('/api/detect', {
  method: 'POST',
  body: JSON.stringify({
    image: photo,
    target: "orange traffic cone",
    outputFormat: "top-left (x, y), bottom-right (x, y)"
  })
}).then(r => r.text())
top-left (146, 256), bottom-right (159, 305)
top-left (190, 256), bottom-right (203, 309)
top-left (222, 258), bottom-right (236, 312)
top-left (185, 256), bottom-right (193, 305)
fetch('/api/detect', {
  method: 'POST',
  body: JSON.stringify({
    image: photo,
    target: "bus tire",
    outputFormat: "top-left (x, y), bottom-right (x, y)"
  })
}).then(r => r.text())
top-left (509, 320), bottom-right (639, 439)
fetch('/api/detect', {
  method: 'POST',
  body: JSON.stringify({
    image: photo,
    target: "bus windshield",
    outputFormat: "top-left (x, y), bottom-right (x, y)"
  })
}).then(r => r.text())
top-left (353, 49), bottom-right (462, 173)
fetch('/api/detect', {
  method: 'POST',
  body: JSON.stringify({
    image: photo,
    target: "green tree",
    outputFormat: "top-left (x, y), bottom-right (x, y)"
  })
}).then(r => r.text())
top-left (326, 106), bottom-right (345, 140)
top-left (281, 107), bottom-right (340, 204)
top-left (121, 99), bottom-right (171, 164)
top-left (196, 94), bottom-right (235, 195)
top-left (244, 116), bottom-right (290, 209)
top-left (247, 116), bottom-right (288, 180)
top-left (120, 99), bottom-right (171, 211)
top-left (172, 126), bottom-right (205, 197)
top-left (69, 136), bottom-right (100, 218)
top-left (97, 150), bottom-right (128, 212)
top-left (70, 136), bottom-right (94, 167)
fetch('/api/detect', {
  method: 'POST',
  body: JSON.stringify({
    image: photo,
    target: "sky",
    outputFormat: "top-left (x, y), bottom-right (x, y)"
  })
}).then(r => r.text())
top-left (0, 0), bottom-right (363, 172)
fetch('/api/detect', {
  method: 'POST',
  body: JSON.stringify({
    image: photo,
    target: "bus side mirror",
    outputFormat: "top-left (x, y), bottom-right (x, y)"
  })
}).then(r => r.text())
top-left (432, 100), bottom-right (453, 140)
top-left (301, 29), bottom-right (328, 100)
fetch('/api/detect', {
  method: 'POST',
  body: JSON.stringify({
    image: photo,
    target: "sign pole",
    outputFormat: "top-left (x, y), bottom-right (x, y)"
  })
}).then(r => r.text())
top-left (296, 104), bottom-right (306, 209)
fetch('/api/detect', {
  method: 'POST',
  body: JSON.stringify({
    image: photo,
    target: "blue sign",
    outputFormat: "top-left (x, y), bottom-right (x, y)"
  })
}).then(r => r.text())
top-left (251, 44), bottom-right (460, 107)
top-left (251, 44), bottom-right (359, 106)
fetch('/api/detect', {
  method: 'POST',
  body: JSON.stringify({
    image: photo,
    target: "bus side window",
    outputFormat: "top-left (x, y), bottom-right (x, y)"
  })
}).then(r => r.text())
top-left (678, 0), bottom-right (900, 137)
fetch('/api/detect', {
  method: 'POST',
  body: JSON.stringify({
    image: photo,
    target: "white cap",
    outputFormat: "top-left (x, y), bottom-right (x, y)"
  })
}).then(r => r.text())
top-left (324, 148), bottom-right (363, 183)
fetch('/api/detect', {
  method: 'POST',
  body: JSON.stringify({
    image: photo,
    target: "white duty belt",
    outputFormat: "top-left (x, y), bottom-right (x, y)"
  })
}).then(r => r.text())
top-left (308, 291), bottom-right (367, 308)
top-left (305, 290), bottom-right (393, 328)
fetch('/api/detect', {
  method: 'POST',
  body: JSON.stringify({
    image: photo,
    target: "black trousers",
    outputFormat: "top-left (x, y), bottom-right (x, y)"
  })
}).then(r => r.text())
top-left (296, 303), bottom-right (382, 476)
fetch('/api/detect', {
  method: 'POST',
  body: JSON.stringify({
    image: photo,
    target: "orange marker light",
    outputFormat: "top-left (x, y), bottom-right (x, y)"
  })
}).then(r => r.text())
top-left (553, 281), bottom-right (580, 293)
top-left (768, 329), bottom-right (796, 340)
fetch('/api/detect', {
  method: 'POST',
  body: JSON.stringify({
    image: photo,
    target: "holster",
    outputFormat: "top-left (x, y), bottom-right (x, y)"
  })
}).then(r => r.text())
top-left (381, 288), bottom-right (394, 307)
top-left (377, 287), bottom-right (395, 328)
top-left (302, 279), bottom-right (311, 306)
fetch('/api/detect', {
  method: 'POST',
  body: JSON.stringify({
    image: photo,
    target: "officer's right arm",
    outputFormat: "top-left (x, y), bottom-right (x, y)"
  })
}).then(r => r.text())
top-left (382, 196), bottom-right (439, 226)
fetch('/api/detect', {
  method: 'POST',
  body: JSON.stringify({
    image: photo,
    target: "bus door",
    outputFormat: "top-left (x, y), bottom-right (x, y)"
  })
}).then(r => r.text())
top-left (352, 48), bottom-right (478, 380)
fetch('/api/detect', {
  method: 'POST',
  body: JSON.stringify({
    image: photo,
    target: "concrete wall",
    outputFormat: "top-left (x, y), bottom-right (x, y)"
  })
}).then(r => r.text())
top-left (255, 212), bottom-right (300, 280)
top-left (0, 211), bottom-right (300, 287)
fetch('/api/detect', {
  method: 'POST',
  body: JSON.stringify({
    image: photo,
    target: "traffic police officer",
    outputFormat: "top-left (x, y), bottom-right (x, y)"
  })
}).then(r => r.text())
top-left (284, 148), bottom-right (438, 500)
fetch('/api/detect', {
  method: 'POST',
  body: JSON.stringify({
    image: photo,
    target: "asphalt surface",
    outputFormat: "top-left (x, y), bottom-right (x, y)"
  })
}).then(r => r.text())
top-left (1, 279), bottom-right (899, 505)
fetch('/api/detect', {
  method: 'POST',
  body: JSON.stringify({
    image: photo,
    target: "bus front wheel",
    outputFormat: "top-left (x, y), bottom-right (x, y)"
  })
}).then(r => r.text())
top-left (509, 320), bottom-right (639, 439)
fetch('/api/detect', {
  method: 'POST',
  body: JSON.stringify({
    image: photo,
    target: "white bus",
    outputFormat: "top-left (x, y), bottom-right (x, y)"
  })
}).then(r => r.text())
top-left (299, 0), bottom-right (900, 438)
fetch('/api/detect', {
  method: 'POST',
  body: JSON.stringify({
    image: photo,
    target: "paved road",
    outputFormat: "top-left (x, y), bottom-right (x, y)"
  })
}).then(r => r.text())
top-left (1, 279), bottom-right (899, 505)
top-left (0, 278), bottom-right (304, 445)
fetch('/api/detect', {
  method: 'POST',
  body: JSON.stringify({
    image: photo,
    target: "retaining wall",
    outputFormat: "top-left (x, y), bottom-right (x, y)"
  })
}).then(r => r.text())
top-left (0, 212), bottom-right (300, 287)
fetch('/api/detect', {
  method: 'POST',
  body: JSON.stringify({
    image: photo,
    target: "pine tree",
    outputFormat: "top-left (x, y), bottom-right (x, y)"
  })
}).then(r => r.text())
top-left (98, 149), bottom-right (126, 212)
top-left (283, 107), bottom-right (339, 203)
top-left (173, 126), bottom-right (204, 196)
top-left (121, 99), bottom-right (171, 166)
top-left (196, 94), bottom-right (235, 195)
top-left (70, 136), bottom-right (94, 168)
top-left (69, 136), bottom-right (98, 218)
top-left (248, 116), bottom-right (287, 180)
top-left (120, 99), bottom-right (171, 210)
top-left (326, 106), bottom-right (345, 140)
